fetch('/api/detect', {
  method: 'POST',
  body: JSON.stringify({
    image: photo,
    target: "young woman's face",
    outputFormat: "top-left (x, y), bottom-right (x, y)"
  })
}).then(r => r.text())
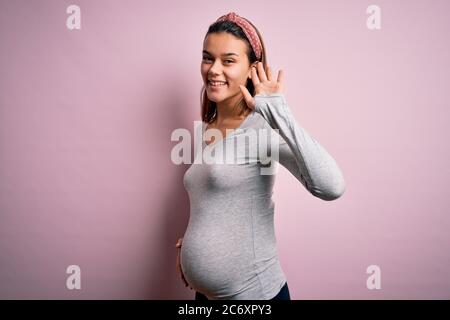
top-left (201, 32), bottom-right (254, 103)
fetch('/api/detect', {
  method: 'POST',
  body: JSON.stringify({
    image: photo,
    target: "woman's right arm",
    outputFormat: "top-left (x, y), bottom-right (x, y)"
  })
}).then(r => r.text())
top-left (175, 237), bottom-right (192, 289)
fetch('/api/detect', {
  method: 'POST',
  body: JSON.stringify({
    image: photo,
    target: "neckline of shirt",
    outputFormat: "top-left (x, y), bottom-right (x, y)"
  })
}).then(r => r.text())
top-left (202, 110), bottom-right (256, 148)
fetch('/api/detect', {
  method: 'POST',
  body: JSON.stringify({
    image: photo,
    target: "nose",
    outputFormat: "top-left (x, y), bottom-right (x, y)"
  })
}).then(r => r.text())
top-left (208, 59), bottom-right (223, 77)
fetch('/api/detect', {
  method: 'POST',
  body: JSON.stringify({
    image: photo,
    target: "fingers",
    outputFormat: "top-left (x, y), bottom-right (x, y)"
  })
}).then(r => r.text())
top-left (176, 253), bottom-right (191, 288)
top-left (251, 66), bottom-right (260, 86)
top-left (253, 62), bottom-right (280, 84)
top-left (181, 273), bottom-right (189, 288)
top-left (175, 238), bottom-right (192, 289)
top-left (257, 61), bottom-right (268, 82)
top-left (180, 266), bottom-right (191, 289)
top-left (176, 251), bottom-right (181, 270)
top-left (266, 65), bottom-right (273, 82)
top-left (277, 69), bottom-right (284, 84)
top-left (239, 85), bottom-right (255, 109)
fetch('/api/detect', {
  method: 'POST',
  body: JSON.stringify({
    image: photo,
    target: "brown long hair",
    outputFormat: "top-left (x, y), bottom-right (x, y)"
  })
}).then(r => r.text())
top-left (201, 17), bottom-right (268, 124)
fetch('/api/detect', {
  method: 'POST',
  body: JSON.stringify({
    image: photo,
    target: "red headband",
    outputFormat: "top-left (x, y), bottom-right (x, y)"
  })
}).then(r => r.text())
top-left (216, 12), bottom-right (262, 61)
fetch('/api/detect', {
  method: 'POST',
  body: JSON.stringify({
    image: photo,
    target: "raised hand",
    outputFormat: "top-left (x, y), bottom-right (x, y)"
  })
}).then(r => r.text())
top-left (239, 61), bottom-right (285, 109)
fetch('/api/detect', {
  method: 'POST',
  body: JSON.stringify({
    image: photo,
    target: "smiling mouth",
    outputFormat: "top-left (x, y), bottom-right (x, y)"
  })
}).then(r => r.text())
top-left (207, 80), bottom-right (228, 87)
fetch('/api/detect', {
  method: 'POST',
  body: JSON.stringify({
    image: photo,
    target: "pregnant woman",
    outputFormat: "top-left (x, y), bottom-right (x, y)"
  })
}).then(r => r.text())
top-left (175, 12), bottom-right (346, 300)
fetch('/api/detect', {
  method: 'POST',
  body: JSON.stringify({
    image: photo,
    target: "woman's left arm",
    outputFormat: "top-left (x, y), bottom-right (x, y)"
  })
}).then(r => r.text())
top-left (254, 93), bottom-right (346, 201)
top-left (240, 62), bottom-right (345, 201)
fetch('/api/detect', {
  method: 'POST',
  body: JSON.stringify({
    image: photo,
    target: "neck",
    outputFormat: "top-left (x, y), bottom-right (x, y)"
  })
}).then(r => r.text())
top-left (215, 92), bottom-right (247, 125)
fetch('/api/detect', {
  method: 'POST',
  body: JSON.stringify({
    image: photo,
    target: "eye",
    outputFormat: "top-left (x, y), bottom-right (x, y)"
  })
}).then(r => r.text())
top-left (202, 57), bottom-right (234, 64)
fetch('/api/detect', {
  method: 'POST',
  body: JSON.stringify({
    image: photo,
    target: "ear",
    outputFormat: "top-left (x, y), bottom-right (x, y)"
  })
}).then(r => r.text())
top-left (248, 62), bottom-right (257, 79)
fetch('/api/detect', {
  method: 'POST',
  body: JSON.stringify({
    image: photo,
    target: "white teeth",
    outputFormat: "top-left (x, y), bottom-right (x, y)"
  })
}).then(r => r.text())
top-left (208, 80), bottom-right (227, 86)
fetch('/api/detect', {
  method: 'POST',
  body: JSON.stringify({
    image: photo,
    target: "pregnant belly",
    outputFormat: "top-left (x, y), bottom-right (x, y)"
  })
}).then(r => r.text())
top-left (180, 231), bottom-right (254, 293)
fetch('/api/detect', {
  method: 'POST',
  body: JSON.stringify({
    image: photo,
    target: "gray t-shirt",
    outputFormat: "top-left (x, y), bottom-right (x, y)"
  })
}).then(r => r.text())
top-left (181, 93), bottom-right (346, 299)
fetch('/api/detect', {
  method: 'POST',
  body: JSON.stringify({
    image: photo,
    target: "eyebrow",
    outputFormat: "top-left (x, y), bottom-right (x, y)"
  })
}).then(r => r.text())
top-left (202, 50), bottom-right (239, 57)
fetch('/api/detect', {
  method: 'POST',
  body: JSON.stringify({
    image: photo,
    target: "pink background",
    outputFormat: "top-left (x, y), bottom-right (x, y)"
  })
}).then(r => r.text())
top-left (1, 0), bottom-right (449, 299)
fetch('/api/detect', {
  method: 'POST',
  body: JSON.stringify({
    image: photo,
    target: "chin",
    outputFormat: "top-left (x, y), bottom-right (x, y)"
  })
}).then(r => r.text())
top-left (205, 87), bottom-right (237, 102)
top-left (206, 94), bottom-right (224, 103)
top-left (206, 90), bottom-right (227, 102)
